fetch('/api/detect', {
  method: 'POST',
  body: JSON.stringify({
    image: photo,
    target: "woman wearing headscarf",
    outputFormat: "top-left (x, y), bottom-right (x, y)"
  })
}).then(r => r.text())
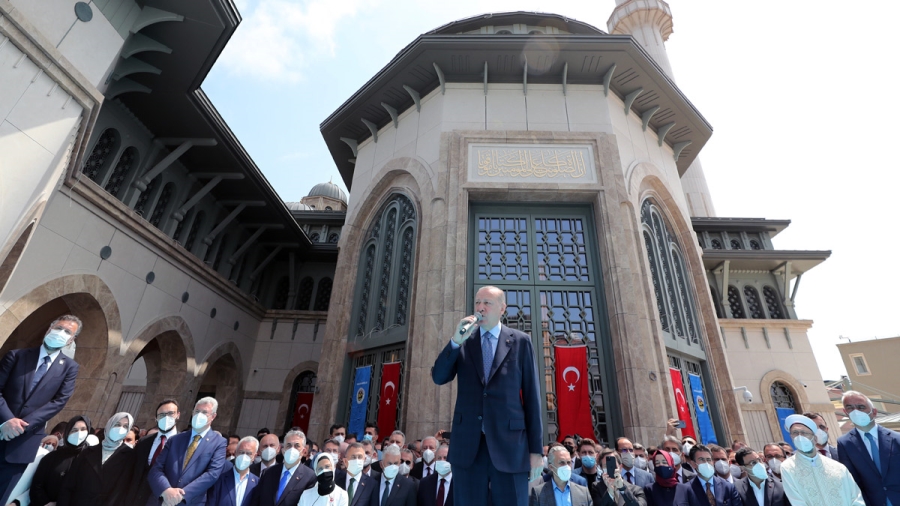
top-left (297, 452), bottom-right (349, 506)
top-left (56, 412), bottom-right (136, 506)
top-left (643, 450), bottom-right (697, 506)
top-left (29, 415), bottom-right (92, 506)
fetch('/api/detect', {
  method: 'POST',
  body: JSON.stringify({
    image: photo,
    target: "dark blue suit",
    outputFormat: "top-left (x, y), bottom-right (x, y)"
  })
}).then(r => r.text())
top-left (0, 346), bottom-right (78, 503)
top-left (689, 476), bottom-right (742, 506)
top-left (643, 482), bottom-right (698, 506)
top-left (432, 325), bottom-right (542, 506)
top-left (417, 472), bottom-right (453, 506)
top-left (206, 468), bottom-right (260, 506)
top-left (249, 462), bottom-right (316, 506)
top-left (148, 429), bottom-right (227, 505)
top-left (336, 469), bottom-right (379, 506)
top-left (837, 425), bottom-right (900, 506)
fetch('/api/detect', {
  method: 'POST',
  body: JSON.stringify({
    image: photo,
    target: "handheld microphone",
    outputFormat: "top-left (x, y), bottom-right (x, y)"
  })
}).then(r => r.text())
top-left (459, 312), bottom-right (484, 335)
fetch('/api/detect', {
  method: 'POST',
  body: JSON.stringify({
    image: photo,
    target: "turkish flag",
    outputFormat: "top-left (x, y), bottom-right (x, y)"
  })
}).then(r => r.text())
top-left (377, 362), bottom-right (401, 438)
top-left (292, 393), bottom-right (314, 433)
top-left (669, 368), bottom-right (697, 439)
top-left (555, 346), bottom-right (596, 442)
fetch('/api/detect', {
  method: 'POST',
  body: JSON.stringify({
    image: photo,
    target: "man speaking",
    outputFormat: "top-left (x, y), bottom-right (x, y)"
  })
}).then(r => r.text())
top-left (432, 285), bottom-right (543, 506)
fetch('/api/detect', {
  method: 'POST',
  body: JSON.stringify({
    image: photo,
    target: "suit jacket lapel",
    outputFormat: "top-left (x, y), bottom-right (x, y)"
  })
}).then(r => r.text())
top-left (467, 329), bottom-right (486, 385)
top-left (486, 327), bottom-right (511, 384)
top-left (181, 434), bottom-right (203, 476)
top-left (541, 482), bottom-right (555, 506)
top-left (387, 479), bottom-right (403, 505)
top-left (21, 347), bottom-right (40, 399)
top-left (351, 476), bottom-right (367, 506)
top-left (878, 426), bottom-right (892, 475)
top-left (850, 429), bottom-right (881, 475)
top-left (765, 478), bottom-right (775, 506)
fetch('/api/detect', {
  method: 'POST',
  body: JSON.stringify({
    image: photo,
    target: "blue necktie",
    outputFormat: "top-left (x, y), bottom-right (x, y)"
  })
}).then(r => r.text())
top-left (865, 432), bottom-right (881, 474)
top-left (482, 331), bottom-right (494, 380)
top-left (276, 469), bottom-right (290, 503)
top-left (29, 356), bottom-right (50, 394)
top-left (381, 480), bottom-right (391, 506)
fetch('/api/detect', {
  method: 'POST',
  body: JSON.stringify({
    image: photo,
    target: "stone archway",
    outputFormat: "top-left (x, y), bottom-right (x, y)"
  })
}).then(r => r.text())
top-left (0, 222), bottom-right (34, 297)
top-left (195, 342), bottom-right (244, 434)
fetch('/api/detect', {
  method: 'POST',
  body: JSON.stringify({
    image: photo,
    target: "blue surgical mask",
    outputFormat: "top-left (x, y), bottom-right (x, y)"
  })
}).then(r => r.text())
top-left (581, 456), bottom-right (596, 469)
top-left (44, 329), bottom-right (70, 350)
top-left (363, 434), bottom-right (373, 441)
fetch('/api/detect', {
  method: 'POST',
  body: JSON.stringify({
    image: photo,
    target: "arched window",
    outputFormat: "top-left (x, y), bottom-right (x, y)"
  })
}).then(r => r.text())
top-left (496, 30), bottom-right (512, 34)
top-left (763, 286), bottom-right (785, 319)
top-left (81, 128), bottom-right (119, 183)
top-left (353, 193), bottom-right (417, 338)
top-left (103, 146), bottom-right (139, 199)
top-left (310, 233), bottom-right (320, 242)
top-left (149, 183), bottom-right (175, 228)
top-left (327, 233), bottom-right (339, 244)
top-left (770, 381), bottom-right (797, 410)
top-left (730, 239), bottom-right (743, 250)
top-left (710, 238), bottom-right (723, 250)
top-left (314, 277), bottom-right (333, 311)
top-left (272, 276), bottom-right (290, 310)
top-left (640, 199), bottom-right (699, 344)
top-left (743, 286), bottom-right (764, 319)
top-left (727, 285), bottom-right (745, 318)
top-left (294, 277), bottom-right (313, 311)
top-left (325, 206), bottom-right (333, 211)
top-left (134, 175), bottom-right (160, 217)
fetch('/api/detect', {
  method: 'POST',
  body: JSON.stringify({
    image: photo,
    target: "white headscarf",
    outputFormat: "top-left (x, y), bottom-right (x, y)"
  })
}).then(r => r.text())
top-left (101, 411), bottom-right (134, 452)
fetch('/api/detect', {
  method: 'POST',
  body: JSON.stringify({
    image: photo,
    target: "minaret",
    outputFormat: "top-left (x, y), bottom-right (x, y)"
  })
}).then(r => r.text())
top-left (608, 0), bottom-right (716, 217)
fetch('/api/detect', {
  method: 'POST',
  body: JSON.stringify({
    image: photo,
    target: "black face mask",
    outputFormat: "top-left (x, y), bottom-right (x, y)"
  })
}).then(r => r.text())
top-left (316, 471), bottom-right (335, 495)
top-left (564, 444), bottom-right (576, 455)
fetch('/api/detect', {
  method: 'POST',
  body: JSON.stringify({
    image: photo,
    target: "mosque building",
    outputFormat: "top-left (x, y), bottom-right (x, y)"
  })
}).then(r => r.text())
top-left (0, 0), bottom-right (835, 449)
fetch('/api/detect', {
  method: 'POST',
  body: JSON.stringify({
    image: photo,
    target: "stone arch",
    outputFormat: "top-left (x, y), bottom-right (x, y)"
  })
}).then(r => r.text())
top-left (0, 274), bottom-right (123, 428)
top-left (276, 360), bottom-right (319, 433)
top-left (195, 342), bottom-right (245, 434)
top-left (759, 369), bottom-right (811, 439)
top-left (0, 221), bottom-right (35, 297)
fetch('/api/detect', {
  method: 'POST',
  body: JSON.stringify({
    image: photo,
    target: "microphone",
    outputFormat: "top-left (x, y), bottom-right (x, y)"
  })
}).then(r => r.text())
top-left (459, 313), bottom-right (484, 335)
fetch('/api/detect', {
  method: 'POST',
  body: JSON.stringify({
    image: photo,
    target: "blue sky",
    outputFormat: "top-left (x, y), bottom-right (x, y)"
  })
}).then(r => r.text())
top-left (202, 0), bottom-right (900, 382)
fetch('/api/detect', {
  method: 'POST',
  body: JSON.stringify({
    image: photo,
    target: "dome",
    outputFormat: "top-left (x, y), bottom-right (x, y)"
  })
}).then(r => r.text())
top-left (285, 201), bottom-right (312, 211)
top-left (308, 181), bottom-right (347, 204)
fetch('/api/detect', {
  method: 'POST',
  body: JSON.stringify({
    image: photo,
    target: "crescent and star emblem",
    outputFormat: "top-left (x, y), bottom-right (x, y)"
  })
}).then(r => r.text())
top-left (297, 404), bottom-right (309, 418)
top-left (562, 366), bottom-right (580, 392)
top-left (383, 381), bottom-right (396, 405)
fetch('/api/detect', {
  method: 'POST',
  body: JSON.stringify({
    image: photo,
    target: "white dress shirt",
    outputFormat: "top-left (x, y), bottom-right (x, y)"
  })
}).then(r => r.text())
top-left (749, 478), bottom-right (766, 506)
top-left (379, 475), bottom-right (395, 502)
top-left (35, 346), bottom-right (61, 373)
top-left (856, 425), bottom-right (880, 459)
top-left (148, 427), bottom-right (178, 464)
top-left (233, 468), bottom-right (251, 506)
top-left (422, 462), bottom-right (435, 478)
top-left (436, 473), bottom-right (452, 503)
top-left (346, 470), bottom-right (362, 491)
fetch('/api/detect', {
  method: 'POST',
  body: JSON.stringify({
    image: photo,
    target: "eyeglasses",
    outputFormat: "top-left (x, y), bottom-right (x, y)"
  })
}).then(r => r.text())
top-left (789, 430), bottom-right (814, 439)
top-left (283, 442), bottom-right (304, 450)
top-left (618, 448), bottom-right (634, 453)
top-left (156, 411), bottom-right (177, 420)
top-left (400, 459), bottom-right (412, 465)
top-left (193, 409), bottom-right (213, 416)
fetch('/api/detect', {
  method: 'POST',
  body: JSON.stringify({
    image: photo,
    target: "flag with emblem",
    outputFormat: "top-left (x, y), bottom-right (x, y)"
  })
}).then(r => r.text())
top-left (377, 362), bottom-right (401, 438)
top-left (688, 374), bottom-right (717, 445)
top-left (669, 368), bottom-right (697, 439)
top-left (291, 392), bottom-right (314, 433)
top-left (554, 345), bottom-right (595, 441)
top-left (348, 366), bottom-right (371, 439)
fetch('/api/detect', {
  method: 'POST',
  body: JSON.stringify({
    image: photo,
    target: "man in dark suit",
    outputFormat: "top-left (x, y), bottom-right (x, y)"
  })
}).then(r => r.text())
top-left (336, 442), bottom-right (379, 506)
top-left (250, 433), bottom-right (282, 478)
top-left (0, 315), bottom-right (81, 503)
top-left (688, 445), bottom-right (742, 506)
top-left (615, 438), bottom-right (653, 488)
top-left (417, 444), bottom-right (453, 506)
top-left (148, 397), bottom-right (228, 505)
top-left (732, 447), bottom-right (789, 506)
top-left (529, 446), bottom-right (592, 506)
top-left (838, 390), bottom-right (900, 506)
top-left (129, 398), bottom-right (182, 505)
top-left (661, 437), bottom-right (694, 484)
top-left (250, 430), bottom-right (316, 506)
top-left (411, 436), bottom-right (439, 480)
top-left (432, 285), bottom-right (543, 506)
top-left (207, 436), bottom-right (261, 506)
top-left (803, 412), bottom-right (839, 460)
top-left (588, 449), bottom-right (647, 506)
top-left (370, 444), bottom-right (417, 506)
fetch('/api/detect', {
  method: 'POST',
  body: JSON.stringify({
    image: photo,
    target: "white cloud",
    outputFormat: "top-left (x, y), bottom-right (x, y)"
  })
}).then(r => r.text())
top-left (218, 0), bottom-right (372, 82)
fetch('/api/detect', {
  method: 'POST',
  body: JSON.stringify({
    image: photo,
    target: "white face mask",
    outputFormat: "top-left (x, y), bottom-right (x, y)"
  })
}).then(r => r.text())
top-left (682, 443), bottom-right (694, 456)
top-left (555, 465), bottom-right (571, 482)
top-left (158, 415), bottom-right (176, 432)
top-left (399, 463), bottom-right (411, 476)
top-left (235, 454), bottom-right (252, 471)
top-left (283, 448), bottom-right (301, 466)
top-left (261, 447), bottom-right (277, 462)
top-left (347, 458), bottom-right (364, 476)
top-left (714, 460), bottom-right (730, 476)
top-left (383, 464), bottom-right (399, 479)
top-left (364, 456), bottom-right (372, 467)
top-left (815, 429), bottom-right (828, 446)
top-left (620, 452), bottom-right (635, 468)
top-left (423, 449), bottom-right (435, 464)
top-left (749, 463), bottom-right (768, 481)
top-left (767, 458), bottom-right (782, 474)
top-left (697, 463), bottom-right (715, 479)
top-left (671, 453), bottom-right (682, 466)
top-left (333, 435), bottom-right (345, 444)
top-left (435, 460), bottom-right (451, 476)
top-left (730, 464), bottom-right (742, 478)
top-left (635, 456), bottom-right (648, 470)
top-left (792, 435), bottom-right (815, 453)
top-left (191, 413), bottom-right (208, 431)
top-left (849, 410), bottom-right (872, 428)
top-left (68, 430), bottom-right (88, 446)
top-left (43, 444), bottom-right (55, 452)
top-left (107, 426), bottom-right (128, 442)
top-left (85, 435), bottom-right (99, 446)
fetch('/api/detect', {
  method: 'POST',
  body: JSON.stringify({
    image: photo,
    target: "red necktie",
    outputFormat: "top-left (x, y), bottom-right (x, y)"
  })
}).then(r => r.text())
top-left (151, 435), bottom-right (167, 466)
top-left (818, 449), bottom-right (827, 456)
top-left (436, 478), bottom-right (446, 506)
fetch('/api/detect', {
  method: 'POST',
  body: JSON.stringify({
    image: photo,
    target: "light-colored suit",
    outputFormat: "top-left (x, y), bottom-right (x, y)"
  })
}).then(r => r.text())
top-left (529, 479), bottom-right (593, 506)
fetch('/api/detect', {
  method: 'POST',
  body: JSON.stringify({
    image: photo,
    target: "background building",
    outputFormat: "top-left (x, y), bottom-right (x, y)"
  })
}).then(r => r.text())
top-left (837, 336), bottom-right (900, 427)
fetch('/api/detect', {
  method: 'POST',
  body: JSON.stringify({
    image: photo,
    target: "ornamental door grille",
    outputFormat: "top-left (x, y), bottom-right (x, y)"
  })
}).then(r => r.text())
top-left (471, 206), bottom-right (618, 445)
top-left (344, 344), bottom-right (406, 431)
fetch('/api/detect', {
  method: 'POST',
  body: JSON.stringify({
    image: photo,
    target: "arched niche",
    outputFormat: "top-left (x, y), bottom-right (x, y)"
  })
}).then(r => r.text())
top-left (0, 222), bottom-right (34, 297)
top-left (276, 360), bottom-right (319, 434)
top-left (195, 342), bottom-right (245, 434)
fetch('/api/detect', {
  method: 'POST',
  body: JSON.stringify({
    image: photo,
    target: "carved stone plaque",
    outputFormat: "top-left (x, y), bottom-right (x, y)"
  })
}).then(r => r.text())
top-left (468, 143), bottom-right (597, 183)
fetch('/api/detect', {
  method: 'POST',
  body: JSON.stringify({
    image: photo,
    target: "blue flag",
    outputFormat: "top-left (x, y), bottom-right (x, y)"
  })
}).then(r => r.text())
top-left (348, 366), bottom-right (371, 439)
top-left (776, 407), bottom-right (796, 447)
top-left (688, 374), bottom-right (718, 445)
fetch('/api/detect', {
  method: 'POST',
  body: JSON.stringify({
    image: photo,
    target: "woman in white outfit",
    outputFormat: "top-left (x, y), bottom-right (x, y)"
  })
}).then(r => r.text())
top-left (297, 452), bottom-right (348, 506)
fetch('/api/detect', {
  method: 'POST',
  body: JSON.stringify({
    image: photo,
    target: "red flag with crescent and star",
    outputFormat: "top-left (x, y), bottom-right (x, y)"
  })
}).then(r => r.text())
top-left (554, 346), bottom-right (596, 442)
top-left (291, 392), bottom-right (314, 433)
top-left (377, 362), bottom-right (401, 438)
top-left (669, 368), bottom-right (697, 439)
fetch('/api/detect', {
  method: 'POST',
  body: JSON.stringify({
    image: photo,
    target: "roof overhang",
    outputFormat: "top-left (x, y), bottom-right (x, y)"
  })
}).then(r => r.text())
top-left (701, 250), bottom-right (831, 278)
top-left (427, 11), bottom-right (606, 36)
top-left (321, 32), bottom-right (713, 189)
top-left (692, 217), bottom-right (791, 238)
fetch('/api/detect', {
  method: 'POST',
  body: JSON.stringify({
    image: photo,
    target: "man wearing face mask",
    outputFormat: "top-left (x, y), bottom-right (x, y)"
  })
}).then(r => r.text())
top-left (574, 438), bottom-right (600, 488)
top-left (528, 446), bottom-right (592, 506)
top-left (732, 447), bottom-right (788, 506)
top-left (615, 438), bottom-right (653, 488)
top-left (799, 412), bottom-right (838, 460)
top-left (336, 442), bottom-right (379, 506)
top-left (761, 444), bottom-right (785, 481)
top-left (361, 439), bottom-right (380, 475)
top-left (413, 436), bottom-right (439, 479)
top-left (837, 390), bottom-right (900, 506)
top-left (632, 444), bottom-right (649, 472)
top-left (207, 436), bottom-right (261, 506)
top-left (131, 398), bottom-right (181, 505)
top-left (250, 430), bottom-right (315, 506)
top-left (659, 437), bottom-right (693, 484)
top-left (374, 444), bottom-right (417, 506)
top-left (330, 425), bottom-right (348, 445)
top-left (687, 445), bottom-right (741, 506)
top-left (149, 397), bottom-right (227, 506)
top-left (589, 449), bottom-right (646, 506)
top-left (541, 443), bottom-right (588, 487)
top-left (780, 414), bottom-right (863, 506)
top-left (418, 444), bottom-right (454, 506)
top-left (251, 433), bottom-right (282, 477)
top-left (0, 315), bottom-right (82, 504)
top-left (399, 448), bottom-right (418, 483)
top-left (706, 445), bottom-right (734, 484)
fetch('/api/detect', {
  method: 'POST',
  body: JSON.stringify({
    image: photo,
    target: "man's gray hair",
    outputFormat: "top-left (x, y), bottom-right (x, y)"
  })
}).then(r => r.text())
top-left (283, 430), bottom-right (307, 446)
top-left (438, 444), bottom-right (449, 452)
top-left (383, 444), bottom-right (402, 457)
top-left (400, 448), bottom-right (415, 457)
top-left (195, 397), bottom-right (218, 413)
top-left (842, 390), bottom-right (875, 409)
top-left (238, 436), bottom-right (259, 451)
top-left (360, 439), bottom-right (374, 450)
top-left (548, 445), bottom-right (570, 463)
top-left (634, 443), bottom-right (645, 450)
top-left (422, 436), bottom-right (438, 447)
top-left (49, 315), bottom-right (83, 337)
top-left (661, 435), bottom-right (681, 447)
top-left (391, 430), bottom-right (406, 443)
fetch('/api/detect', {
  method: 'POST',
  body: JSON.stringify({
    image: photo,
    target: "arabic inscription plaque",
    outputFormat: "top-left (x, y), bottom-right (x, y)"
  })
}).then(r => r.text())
top-left (468, 144), bottom-right (597, 184)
